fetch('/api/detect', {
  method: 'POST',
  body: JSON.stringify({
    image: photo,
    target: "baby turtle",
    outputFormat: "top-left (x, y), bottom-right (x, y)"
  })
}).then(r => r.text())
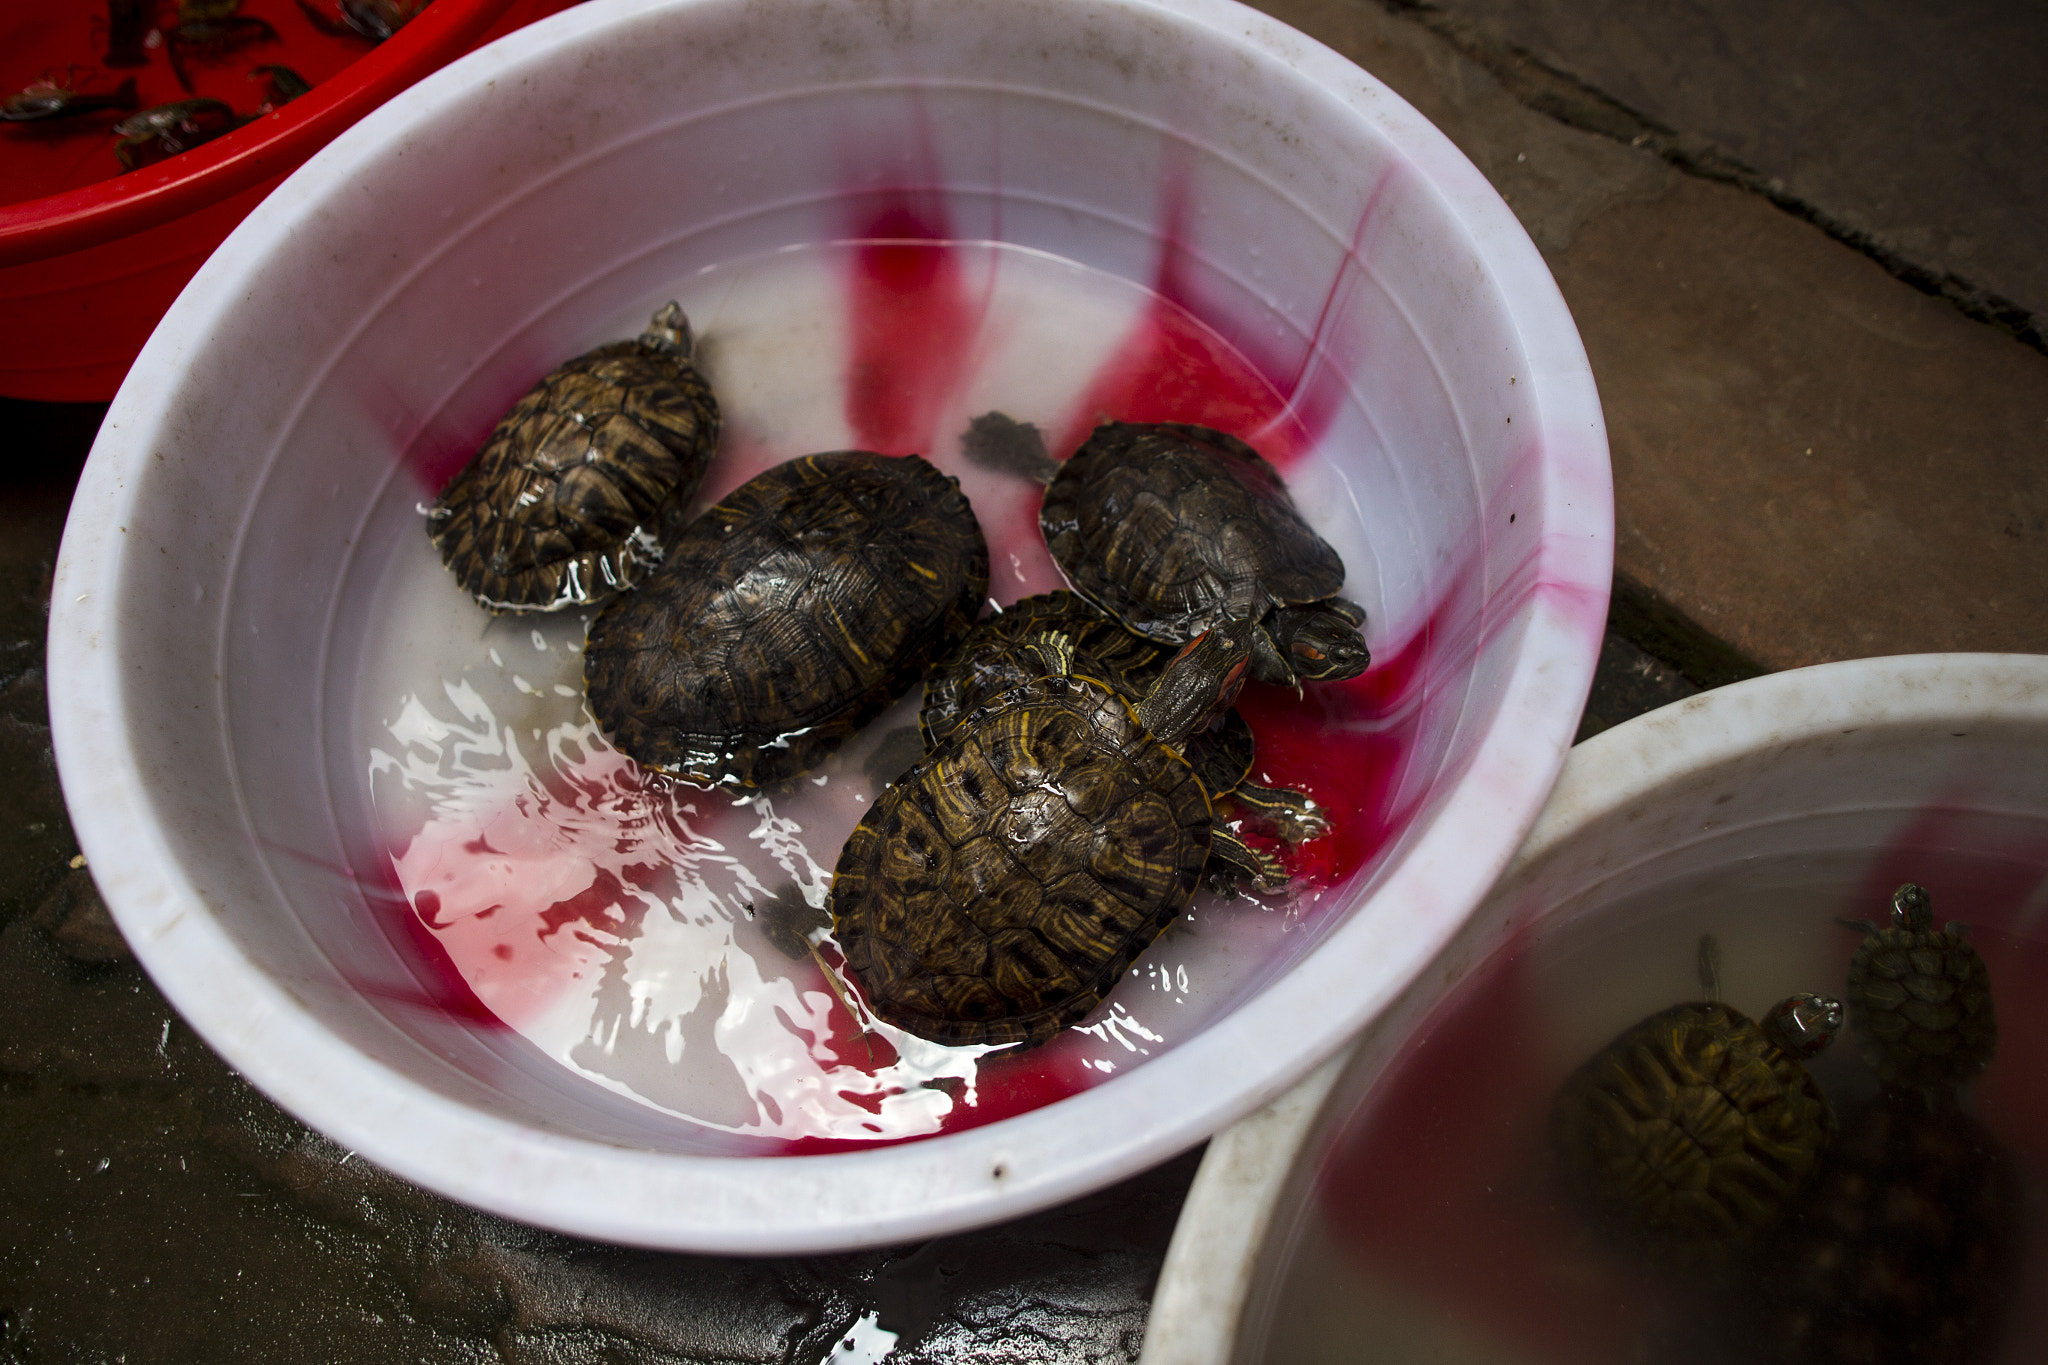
top-left (1844, 883), bottom-right (1997, 1089)
top-left (920, 590), bottom-right (1326, 882)
top-left (964, 413), bottom-right (1371, 686)
top-left (583, 451), bottom-right (988, 791)
top-left (1550, 937), bottom-right (1843, 1267)
top-left (830, 625), bottom-right (1253, 1047)
top-left (2, 75), bottom-right (139, 123)
top-left (112, 98), bottom-right (248, 170)
top-left (427, 303), bottom-right (720, 613)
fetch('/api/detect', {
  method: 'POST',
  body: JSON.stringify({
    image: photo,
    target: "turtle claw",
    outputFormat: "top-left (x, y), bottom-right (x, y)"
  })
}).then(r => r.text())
top-left (1226, 779), bottom-right (1328, 844)
top-left (1208, 829), bottom-right (1288, 891)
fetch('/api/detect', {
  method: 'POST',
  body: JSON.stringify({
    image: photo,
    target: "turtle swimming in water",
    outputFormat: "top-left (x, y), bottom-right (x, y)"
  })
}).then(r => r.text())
top-left (830, 622), bottom-right (1256, 1048)
top-left (582, 451), bottom-right (988, 792)
top-left (1843, 882), bottom-right (1997, 1090)
top-left (427, 303), bottom-right (720, 612)
top-left (1550, 936), bottom-right (1843, 1268)
top-left (962, 412), bottom-right (1372, 687)
top-left (919, 590), bottom-right (1326, 885)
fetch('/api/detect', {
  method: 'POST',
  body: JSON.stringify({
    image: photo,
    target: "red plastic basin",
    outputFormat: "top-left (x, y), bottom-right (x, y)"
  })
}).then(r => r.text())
top-left (0, 0), bottom-right (583, 401)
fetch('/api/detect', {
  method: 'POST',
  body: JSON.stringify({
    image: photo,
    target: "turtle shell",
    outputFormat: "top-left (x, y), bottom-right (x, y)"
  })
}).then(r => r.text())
top-left (919, 591), bottom-right (1163, 748)
top-left (428, 304), bottom-right (720, 612)
top-left (582, 451), bottom-right (988, 791)
top-left (919, 590), bottom-right (1275, 828)
top-left (1847, 889), bottom-right (1997, 1089)
top-left (831, 671), bottom-right (1212, 1047)
top-left (1550, 1000), bottom-right (1837, 1266)
top-left (1741, 1086), bottom-right (2023, 1365)
top-left (1039, 421), bottom-right (1346, 643)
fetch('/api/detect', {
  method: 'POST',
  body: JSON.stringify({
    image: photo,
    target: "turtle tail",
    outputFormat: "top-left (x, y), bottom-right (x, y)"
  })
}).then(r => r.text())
top-left (959, 411), bottom-right (1060, 483)
top-left (1696, 933), bottom-right (1724, 1002)
top-left (637, 301), bottom-right (695, 358)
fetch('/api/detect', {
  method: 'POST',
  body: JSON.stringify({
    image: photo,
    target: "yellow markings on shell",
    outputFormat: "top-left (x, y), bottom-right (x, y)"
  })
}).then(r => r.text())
top-left (819, 594), bottom-right (873, 668)
top-left (905, 560), bottom-right (938, 581)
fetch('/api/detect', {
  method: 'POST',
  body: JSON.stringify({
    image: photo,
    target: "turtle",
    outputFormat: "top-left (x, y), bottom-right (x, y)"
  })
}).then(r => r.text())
top-left (961, 411), bottom-right (1372, 687)
top-left (1842, 883), bottom-right (1997, 1090)
top-left (1736, 1085), bottom-right (2024, 1365)
top-left (1549, 936), bottom-right (1844, 1268)
top-left (582, 451), bottom-right (989, 792)
top-left (426, 303), bottom-right (720, 613)
top-left (918, 590), bottom-right (1328, 884)
top-left (829, 623), bottom-right (1256, 1047)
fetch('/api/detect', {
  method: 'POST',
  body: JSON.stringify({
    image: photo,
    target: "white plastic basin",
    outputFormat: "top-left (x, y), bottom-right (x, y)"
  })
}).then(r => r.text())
top-left (1147, 654), bottom-right (2048, 1364)
top-left (48, 0), bottom-right (1609, 1252)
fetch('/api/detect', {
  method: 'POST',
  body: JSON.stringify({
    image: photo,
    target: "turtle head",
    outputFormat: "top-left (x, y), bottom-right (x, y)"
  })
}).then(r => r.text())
top-left (1762, 992), bottom-right (1843, 1059)
top-left (1265, 600), bottom-right (1371, 683)
top-left (1890, 882), bottom-right (1934, 933)
top-left (637, 301), bottom-right (694, 358)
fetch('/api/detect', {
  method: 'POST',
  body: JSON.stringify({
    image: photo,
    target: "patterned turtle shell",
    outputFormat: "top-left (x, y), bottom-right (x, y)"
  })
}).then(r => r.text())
top-left (830, 632), bottom-right (1239, 1047)
top-left (1550, 980), bottom-right (1843, 1267)
top-left (582, 451), bottom-right (988, 791)
top-left (920, 591), bottom-right (1162, 749)
top-left (1036, 421), bottom-right (1368, 685)
top-left (427, 303), bottom-right (720, 612)
top-left (1845, 883), bottom-right (1997, 1089)
top-left (920, 590), bottom-right (1327, 861)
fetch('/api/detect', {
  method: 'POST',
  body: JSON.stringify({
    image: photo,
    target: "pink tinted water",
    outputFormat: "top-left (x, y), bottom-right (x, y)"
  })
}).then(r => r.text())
top-left (1266, 833), bottom-right (2048, 1364)
top-left (365, 227), bottom-right (1467, 1149)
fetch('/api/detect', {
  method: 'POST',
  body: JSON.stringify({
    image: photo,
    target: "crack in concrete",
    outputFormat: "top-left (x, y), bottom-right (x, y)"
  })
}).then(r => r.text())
top-left (1377, 0), bottom-right (2048, 357)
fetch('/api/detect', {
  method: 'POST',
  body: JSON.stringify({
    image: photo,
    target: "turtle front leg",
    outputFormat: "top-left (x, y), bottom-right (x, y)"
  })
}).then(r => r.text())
top-left (1249, 619), bottom-right (1297, 686)
top-left (1206, 829), bottom-right (1288, 891)
top-left (1225, 779), bottom-right (1329, 844)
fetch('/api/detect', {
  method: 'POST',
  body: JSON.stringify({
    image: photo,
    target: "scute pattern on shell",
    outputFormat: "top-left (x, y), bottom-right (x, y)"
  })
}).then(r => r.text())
top-left (1847, 919), bottom-right (1997, 1089)
top-left (429, 331), bottom-right (719, 612)
top-left (1550, 1001), bottom-right (1836, 1266)
top-left (831, 673), bottom-right (1212, 1047)
top-left (1039, 422), bottom-right (1346, 642)
top-left (582, 452), bottom-right (988, 791)
top-left (918, 590), bottom-right (1308, 848)
top-left (919, 591), bottom-right (1164, 749)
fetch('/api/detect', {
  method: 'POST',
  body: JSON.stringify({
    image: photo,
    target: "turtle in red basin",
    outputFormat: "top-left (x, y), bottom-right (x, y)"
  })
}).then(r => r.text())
top-left (582, 451), bottom-right (988, 792)
top-left (962, 412), bottom-right (1372, 687)
top-left (427, 303), bottom-right (720, 613)
top-left (830, 623), bottom-right (1262, 1048)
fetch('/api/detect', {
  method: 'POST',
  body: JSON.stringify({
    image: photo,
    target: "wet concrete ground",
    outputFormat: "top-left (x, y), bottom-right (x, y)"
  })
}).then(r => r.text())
top-left (4, 0), bottom-right (2040, 1359)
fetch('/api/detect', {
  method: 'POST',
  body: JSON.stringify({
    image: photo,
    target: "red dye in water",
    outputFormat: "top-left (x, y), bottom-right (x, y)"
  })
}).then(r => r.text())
top-left (1300, 797), bottom-right (2048, 1362)
top-left (1234, 627), bottom-right (1430, 894)
top-left (843, 201), bottom-right (990, 457)
top-left (349, 846), bottom-right (511, 1030)
top-left (1314, 939), bottom-right (1669, 1364)
top-left (1049, 294), bottom-right (1314, 465)
top-left (802, 602), bottom-right (1454, 1150)
top-left (370, 214), bottom-right (1485, 1148)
